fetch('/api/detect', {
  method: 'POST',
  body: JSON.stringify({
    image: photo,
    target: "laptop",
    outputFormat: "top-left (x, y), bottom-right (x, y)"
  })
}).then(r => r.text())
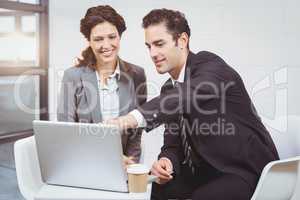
top-left (33, 120), bottom-right (128, 192)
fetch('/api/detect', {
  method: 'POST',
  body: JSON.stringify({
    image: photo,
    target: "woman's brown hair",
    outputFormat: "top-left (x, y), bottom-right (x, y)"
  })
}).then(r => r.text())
top-left (76, 5), bottom-right (126, 68)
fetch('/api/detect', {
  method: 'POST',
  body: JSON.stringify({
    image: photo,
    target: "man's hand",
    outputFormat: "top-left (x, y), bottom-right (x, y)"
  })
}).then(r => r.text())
top-left (123, 155), bottom-right (135, 169)
top-left (151, 157), bottom-right (173, 184)
top-left (104, 114), bottom-right (138, 130)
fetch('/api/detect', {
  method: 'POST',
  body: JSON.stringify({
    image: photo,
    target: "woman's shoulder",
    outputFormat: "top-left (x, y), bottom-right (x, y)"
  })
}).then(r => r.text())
top-left (62, 66), bottom-right (87, 81)
top-left (121, 59), bottom-right (145, 76)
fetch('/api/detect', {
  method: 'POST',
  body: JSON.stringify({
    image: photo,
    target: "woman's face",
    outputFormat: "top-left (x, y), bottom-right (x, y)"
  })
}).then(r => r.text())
top-left (89, 21), bottom-right (120, 65)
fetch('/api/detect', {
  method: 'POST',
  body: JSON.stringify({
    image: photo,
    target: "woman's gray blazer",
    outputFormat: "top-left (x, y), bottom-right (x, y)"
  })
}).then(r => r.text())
top-left (57, 58), bottom-right (147, 162)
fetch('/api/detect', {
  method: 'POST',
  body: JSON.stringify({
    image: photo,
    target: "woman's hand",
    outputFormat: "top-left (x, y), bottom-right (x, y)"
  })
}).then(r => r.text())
top-left (123, 155), bottom-right (135, 169)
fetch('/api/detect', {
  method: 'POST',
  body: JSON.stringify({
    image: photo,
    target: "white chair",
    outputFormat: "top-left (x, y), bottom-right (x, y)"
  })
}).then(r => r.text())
top-left (251, 115), bottom-right (300, 200)
top-left (14, 136), bottom-right (151, 200)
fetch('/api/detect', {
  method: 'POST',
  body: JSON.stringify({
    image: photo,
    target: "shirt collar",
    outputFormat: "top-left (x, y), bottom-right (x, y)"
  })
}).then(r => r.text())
top-left (171, 62), bottom-right (186, 85)
top-left (95, 60), bottom-right (121, 81)
top-left (109, 61), bottom-right (121, 80)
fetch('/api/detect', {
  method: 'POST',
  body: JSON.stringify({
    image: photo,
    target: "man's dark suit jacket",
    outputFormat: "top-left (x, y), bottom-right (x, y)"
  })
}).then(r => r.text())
top-left (138, 51), bottom-right (279, 189)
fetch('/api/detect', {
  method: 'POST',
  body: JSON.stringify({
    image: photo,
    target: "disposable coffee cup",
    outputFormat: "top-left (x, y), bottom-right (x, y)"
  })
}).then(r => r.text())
top-left (127, 164), bottom-right (157, 193)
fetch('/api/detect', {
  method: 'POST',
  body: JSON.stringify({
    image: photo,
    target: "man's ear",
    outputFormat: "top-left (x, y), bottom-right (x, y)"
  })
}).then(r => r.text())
top-left (178, 32), bottom-right (189, 49)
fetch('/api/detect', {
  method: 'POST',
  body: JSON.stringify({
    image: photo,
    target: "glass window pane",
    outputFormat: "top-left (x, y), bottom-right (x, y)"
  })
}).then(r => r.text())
top-left (6, 0), bottom-right (40, 4)
top-left (0, 16), bottom-right (15, 33)
top-left (21, 15), bottom-right (36, 32)
top-left (19, 0), bottom-right (39, 4)
top-left (0, 75), bottom-right (40, 136)
top-left (0, 34), bottom-right (37, 66)
top-left (20, 35), bottom-right (37, 61)
top-left (0, 8), bottom-right (13, 12)
top-left (0, 8), bottom-right (39, 66)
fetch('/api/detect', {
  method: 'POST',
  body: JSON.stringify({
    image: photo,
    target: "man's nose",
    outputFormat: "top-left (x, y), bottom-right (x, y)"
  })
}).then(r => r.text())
top-left (150, 47), bottom-right (159, 60)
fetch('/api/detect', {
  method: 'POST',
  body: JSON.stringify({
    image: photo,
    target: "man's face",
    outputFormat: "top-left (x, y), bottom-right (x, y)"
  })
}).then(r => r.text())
top-left (89, 21), bottom-right (120, 65)
top-left (144, 23), bottom-right (183, 75)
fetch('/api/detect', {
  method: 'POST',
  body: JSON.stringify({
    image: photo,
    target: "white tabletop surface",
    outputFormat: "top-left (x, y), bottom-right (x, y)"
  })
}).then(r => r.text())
top-left (34, 183), bottom-right (152, 200)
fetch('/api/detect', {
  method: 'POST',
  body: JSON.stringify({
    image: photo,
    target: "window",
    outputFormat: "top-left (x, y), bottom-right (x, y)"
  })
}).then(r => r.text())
top-left (0, 0), bottom-right (48, 142)
top-left (6, 0), bottom-right (39, 4)
top-left (0, 9), bottom-right (38, 66)
top-left (0, 75), bottom-right (39, 136)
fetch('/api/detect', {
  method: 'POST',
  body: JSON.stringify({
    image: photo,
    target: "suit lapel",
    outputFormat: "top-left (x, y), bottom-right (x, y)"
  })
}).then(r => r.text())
top-left (118, 59), bottom-right (132, 116)
top-left (81, 66), bottom-right (102, 123)
top-left (80, 59), bottom-right (135, 122)
top-left (161, 52), bottom-right (196, 91)
top-left (161, 78), bottom-right (174, 93)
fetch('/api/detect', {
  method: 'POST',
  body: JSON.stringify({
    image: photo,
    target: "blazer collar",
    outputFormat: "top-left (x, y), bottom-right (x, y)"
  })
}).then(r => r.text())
top-left (81, 57), bottom-right (132, 123)
top-left (118, 58), bottom-right (133, 116)
top-left (162, 51), bottom-right (196, 92)
top-left (81, 66), bottom-right (102, 123)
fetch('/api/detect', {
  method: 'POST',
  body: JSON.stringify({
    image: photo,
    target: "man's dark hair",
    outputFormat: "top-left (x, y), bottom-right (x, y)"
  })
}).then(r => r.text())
top-left (142, 8), bottom-right (190, 47)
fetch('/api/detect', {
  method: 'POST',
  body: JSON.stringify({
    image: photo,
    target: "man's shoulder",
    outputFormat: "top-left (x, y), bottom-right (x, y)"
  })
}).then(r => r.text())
top-left (196, 50), bottom-right (219, 58)
top-left (191, 51), bottom-right (241, 80)
top-left (192, 51), bottom-right (223, 64)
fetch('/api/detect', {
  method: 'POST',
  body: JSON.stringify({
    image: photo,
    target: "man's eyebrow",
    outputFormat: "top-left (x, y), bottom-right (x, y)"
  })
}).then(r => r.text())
top-left (145, 39), bottom-right (164, 47)
top-left (152, 39), bottom-right (164, 45)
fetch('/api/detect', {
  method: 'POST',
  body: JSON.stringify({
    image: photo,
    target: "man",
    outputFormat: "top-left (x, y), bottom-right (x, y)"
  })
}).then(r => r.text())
top-left (106, 8), bottom-right (279, 199)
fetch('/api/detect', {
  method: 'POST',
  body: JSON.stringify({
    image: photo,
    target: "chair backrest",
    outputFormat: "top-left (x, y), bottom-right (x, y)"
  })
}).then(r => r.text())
top-left (251, 116), bottom-right (300, 200)
top-left (14, 136), bottom-right (43, 200)
top-left (264, 115), bottom-right (300, 159)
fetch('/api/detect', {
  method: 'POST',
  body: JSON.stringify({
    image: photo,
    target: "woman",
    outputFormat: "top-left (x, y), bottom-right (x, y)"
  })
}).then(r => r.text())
top-left (57, 5), bottom-right (147, 163)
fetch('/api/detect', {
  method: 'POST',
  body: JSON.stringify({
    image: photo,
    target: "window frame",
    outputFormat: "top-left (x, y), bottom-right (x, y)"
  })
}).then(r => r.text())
top-left (0, 0), bottom-right (48, 143)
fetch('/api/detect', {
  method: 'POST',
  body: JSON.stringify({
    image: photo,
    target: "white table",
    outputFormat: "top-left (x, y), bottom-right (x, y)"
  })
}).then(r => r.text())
top-left (34, 183), bottom-right (152, 200)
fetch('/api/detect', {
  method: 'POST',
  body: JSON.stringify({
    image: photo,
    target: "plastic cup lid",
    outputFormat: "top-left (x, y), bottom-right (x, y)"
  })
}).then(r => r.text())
top-left (127, 164), bottom-right (149, 174)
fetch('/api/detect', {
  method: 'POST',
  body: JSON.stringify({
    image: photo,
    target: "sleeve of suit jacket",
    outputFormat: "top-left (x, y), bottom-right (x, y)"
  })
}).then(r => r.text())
top-left (138, 61), bottom-right (228, 132)
top-left (57, 68), bottom-right (78, 122)
top-left (124, 67), bottom-right (147, 162)
top-left (158, 123), bottom-right (184, 175)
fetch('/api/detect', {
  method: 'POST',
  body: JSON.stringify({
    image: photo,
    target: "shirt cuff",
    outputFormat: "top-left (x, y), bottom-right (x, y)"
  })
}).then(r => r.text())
top-left (130, 109), bottom-right (147, 128)
top-left (160, 157), bottom-right (172, 163)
